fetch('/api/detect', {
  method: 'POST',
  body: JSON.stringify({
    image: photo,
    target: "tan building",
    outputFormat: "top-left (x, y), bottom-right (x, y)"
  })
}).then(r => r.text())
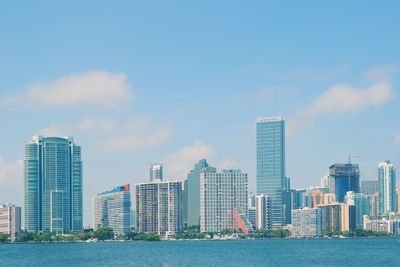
top-left (0, 204), bottom-right (21, 241)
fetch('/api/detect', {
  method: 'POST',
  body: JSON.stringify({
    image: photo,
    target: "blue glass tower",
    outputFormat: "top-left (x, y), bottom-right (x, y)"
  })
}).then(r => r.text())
top-left (256, 117), bottom-right (285, 226)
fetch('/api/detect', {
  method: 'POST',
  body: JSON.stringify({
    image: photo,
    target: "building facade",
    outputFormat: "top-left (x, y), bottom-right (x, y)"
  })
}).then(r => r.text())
top-left (136, 180), bottom-right (183, 236)
top-left (327, 164), bottom-right (360, 203)
top-left (149, 163), bottom-right (163, 181)
top-left (318, 203), bottom-right (341, 233)
top-left (256, 116), bottom-right (285, 226)
top-left (378, 161), bottom-right (397, 215)
top-left (0, 204), bottom-right (21, 241)
top-left (93, 184), bottom-right (131, 235)
top-left (360, 180), bottom-right (379, 195)
top-left (291, 208), bottom-right (322, 237)
top-left (200, 169), bottom-right (248, 233)
top-left (255, 194), bottom-right (272, 230)
top-left (24, 136), bottom-right (83, 234)
top-left (344, 191), bottom-right (371, 229)
top-left (186, 159), bottom-right (216, 226)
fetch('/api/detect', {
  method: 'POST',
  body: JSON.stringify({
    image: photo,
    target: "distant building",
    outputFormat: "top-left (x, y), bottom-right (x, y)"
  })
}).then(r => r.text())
top-left (255, 194), bottom-right (272, 230)
top-left (150, 163), bottom-right (163, 181)
top-left (291, 189), bottom-right (306, 210)
top-left (378, 161), bottom-right (397, 215)
top-left (247, 207), bottom-right (256, 229)
top-left (360, 180), bottom-right (379, 195)
top-left (345, 191), bottom-right (371, 229)
top-left (93, 184), bottom-right (131, 235)
top-left (200, 169), bottom-right (248, 233)
top-left (340, 203), bottom-right (356, 232)
top-left (327, 164), bottom-right (360, 203)
top-left (291, 208), bottom-right (322, 237)
top-left (318, 203), bottom-right (341, 233)
top-left (136, 179), bottom-right (183, 236)
top-left (186, 159), bottom-right (216, 226)
top-left (397, 188), bottom-right (400, 212)
top-left (370, 193), bottom-right (379, 218)
top-left (256, 116), bottom-right (285, 226)
top-left (248, 192), bottom-right (256, 209)
top-left (284, 177), bottom-right (291, 224)
top-left (24, 135), bottom-right (83, 234)
top-left (363, 215), bottom-right (400, 234)
top-left (0, 204), bottom-right (21, 241)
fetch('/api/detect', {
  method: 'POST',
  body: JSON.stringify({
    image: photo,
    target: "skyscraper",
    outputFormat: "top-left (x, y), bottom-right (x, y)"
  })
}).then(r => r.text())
top-left (327, 163), bottom-right (360, 203)
top-left (360, 180), bottom-right (379, 195)
top-left (378, 161), bottom-right (397, 215)
top-left (200, 169), bottom-right (248, 233)
top-left (186, 159), bottom-right (216, 226)
top-left (255, 194), bottom-right (272, 230)
top-left (256, 116), bottom-right (285, 226)
top-left (149, 163), bottom-right (163, 181)
top-left (0, 204), bottom-right (21, 241)
top-left (93, 184), bottom-right (131, 235)
top-left (344, 191), bottom-right (371, 229)
top-left (24, 136), bottom-right (83, 234)
top-left (136, 180), bottom-right (183, 236)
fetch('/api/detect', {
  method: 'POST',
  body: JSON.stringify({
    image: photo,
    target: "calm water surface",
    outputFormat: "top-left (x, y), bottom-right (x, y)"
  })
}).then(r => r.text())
top-left (1, 238), bottom-right (399, 266)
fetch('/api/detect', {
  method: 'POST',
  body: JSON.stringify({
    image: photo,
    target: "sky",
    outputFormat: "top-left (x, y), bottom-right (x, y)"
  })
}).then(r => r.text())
top-left (0, 1), bottom-right (399, 225)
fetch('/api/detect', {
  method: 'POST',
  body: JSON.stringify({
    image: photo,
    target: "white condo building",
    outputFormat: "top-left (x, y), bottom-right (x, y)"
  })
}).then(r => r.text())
top-left (255, 194), bottom-right (272, 229)
top-left (291, 207), bottom-right (322, 237)
top-left (0, 204), bottom-right (21, 241)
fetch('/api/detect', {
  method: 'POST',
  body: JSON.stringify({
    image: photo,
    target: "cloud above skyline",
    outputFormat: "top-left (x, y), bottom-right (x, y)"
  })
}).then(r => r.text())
top-left (0, 158), bottom-right (23, 205)
top-left (0, 71), bottom-right (132, 109)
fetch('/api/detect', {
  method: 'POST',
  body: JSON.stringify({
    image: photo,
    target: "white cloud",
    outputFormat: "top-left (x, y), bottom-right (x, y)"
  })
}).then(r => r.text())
top-left (0, 71), bottom-right (132, 108)
top-left (287, 81), bottom-right (394, 137)
top-left (164, 139), bottom-right (213, 179)
top-left (0, 158), bottom-right (23, 205)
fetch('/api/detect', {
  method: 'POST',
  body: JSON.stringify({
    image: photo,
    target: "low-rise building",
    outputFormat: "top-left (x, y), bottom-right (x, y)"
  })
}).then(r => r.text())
top-left (0, 204), bottom-right (21, 241)
top-left (291, 207), bottom-right (322, 237)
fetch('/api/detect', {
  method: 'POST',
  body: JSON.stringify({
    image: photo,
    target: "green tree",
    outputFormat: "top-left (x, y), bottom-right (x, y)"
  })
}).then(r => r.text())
top-left (0, 233), bottom-right (9, 243)
top-left (94, 227), bottom-right (114, 241)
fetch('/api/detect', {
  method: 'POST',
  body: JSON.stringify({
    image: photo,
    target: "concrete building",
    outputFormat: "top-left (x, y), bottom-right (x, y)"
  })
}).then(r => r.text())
top-left (361, 180), bottom-right (379, 195)
top-left (340, 203), bottom-right (356, 232)
top-left (200, 169), bottom-right (248, 233)
top-left (24, 136), bottom-right (83, 234)
top-left (363, 215), bottom-right (400, 234)
top-left (0, 204), bottom-right (21, 241)
top-left (247, 207), bottom-right (256, 229)
top-left (327, 164), bottom-right (360, 203)
top-left (345, 191), bottom-right (371, 229)
top-left (291, 189), bottom-right (306, 210)
top-left (256, 116), bottom-right (285, 226)
top-left (185, 159), bottom-right (216, 226)
top-left (378, 161), bottom-right (397, 215)
top-left (136, 179), bottom-right (183, 236)
top-left (255, 194), bottom-right (272, 230)
top-left (318, 203), bottom-right (341, 233)
top-left (93, 184), bottom-right (131, 235)
top-left (291, 208), bottom-right (322, 237)
top-left (149, 163), bottom-right (163, 181)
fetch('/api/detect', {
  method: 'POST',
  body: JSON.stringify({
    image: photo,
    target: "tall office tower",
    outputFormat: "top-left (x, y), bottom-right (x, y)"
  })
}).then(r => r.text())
top-left (93, 184), bottom-right (131, 235)
top-left (283, 177), bottom-right (292, 224)
top-left (0, 204), bottom-right (21, 241)
top-left (256, 116), bottom-right (285, 226)
top-left (327, 164), bottom-right (360, 203)
top-left (318, 203), bottom-right (341, 233)
top-left (344, 191), bottom-right (371, 229)
top-left (24, 136), bottom-right (83, 234)
top-left (255, 194), bottom-right (272, 230)
top-left (360, 180), bottom-right (379, 195)
top-left (340, 203), bottom-right (356, 232)
top-left (149, 163), bottom-right (163, 181)
top-left (378, 161), bottom-right (397, 215)
top-left (186, 159), bottom-right (216, 226)
top-left (200, 169), bottom-right (248, 233)
top-left (136, 180), bottom-right (183, 236)
top-left (291, 208), bottom-right (322, 237)
top-left (291, 189), bottom-right (306, 210)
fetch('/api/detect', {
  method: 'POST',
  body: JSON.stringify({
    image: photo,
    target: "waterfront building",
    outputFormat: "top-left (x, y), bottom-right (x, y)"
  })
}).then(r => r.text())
top-left (255, 194), bottom-right (272, 230)
top-left (378, 161), bottom-right (397, 215)
top-left (256, 116), bottom-right (285, 226)
top-left (370, 193), bottom-right (379, 218)
top-left (24, 135), bottom-right (83, 234)
top-left (200, 169), bottom-right (248, 233)
top-left (150, 163), bottom-right (163, 181)
top-left (0, 204), bottom-right (21, 241)
top-left (291, 208), bottom-right (322, 237)
top-left (340, 203), bottom-right (356, 232)
top-left (327, 164), bottom-right (360, 202)
top-left (93, 184), bottom-right (131, 235)
top-left (136, 179), bottom-right (183, 236)
top-left (318, 203), bottom-right (341, 233)
top-left (291, 189), bottom-right (306, 210)
top-left (247, 207), bottom-right (256, 228)
top-left (344, 191), bottom-right (371, 229)
top-left (186, 159), bottom-right (216, 226)
top-left (363, 215), bottom-right (400, 234)
top-left (360, 180), bottom-right (379, 195)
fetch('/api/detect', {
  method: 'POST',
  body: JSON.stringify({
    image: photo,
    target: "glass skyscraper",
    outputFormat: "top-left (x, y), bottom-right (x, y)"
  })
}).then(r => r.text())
top-left (256, 116), bottom-right (285, 226)
top-left (24, 136), bottom-right (83, 234)
top-left (327, 163), bottom-right (360, 203)
top-left (378, 160), bottom-right (397, 215)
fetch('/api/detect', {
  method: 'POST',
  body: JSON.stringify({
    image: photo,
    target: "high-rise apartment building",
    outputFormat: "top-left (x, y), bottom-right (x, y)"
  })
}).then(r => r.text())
top-left (340, 203), bottom-right (356, 232)
top-left (93, 184), bottom-right (131, 235)
top-left (291, 189), bottom-right (306, 210)
top-left (0, 204), bottom-right (21, 241)
top-left (327, 164), bottom-right (360, 203)
top-left (318, 203), bottom-right (341, 233)
top-left (200, 169), bottom-right (248, 233)
top-left (256, 116), bottom-right (285, 226)
top-left (360, 180), bottom-right (379, 195)
top-left (291, 207), bottom-right (322, 237)
top-left (24, 136), bottom-right (83, 234)
top-left (255, 194), bottom-right (272, 230)
top-left (136, 180), bottom-right (183, 236)
top-left (149, 163), bottom-right (163, 181)
top-left (186, 159), bottom-right (216, 226)
top-left (344, 191), bottom-right (371, 229)
top-left (378, 161), bottom-right (397, 215)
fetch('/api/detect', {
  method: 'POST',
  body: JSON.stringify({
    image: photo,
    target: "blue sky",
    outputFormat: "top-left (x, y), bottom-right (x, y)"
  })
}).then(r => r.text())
top-left (0, 1), bottom-right (399, 225)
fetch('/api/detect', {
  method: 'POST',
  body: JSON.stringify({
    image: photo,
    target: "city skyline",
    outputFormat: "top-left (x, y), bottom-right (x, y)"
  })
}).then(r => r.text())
top-left (0, 2), bottom-right (400, 227)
